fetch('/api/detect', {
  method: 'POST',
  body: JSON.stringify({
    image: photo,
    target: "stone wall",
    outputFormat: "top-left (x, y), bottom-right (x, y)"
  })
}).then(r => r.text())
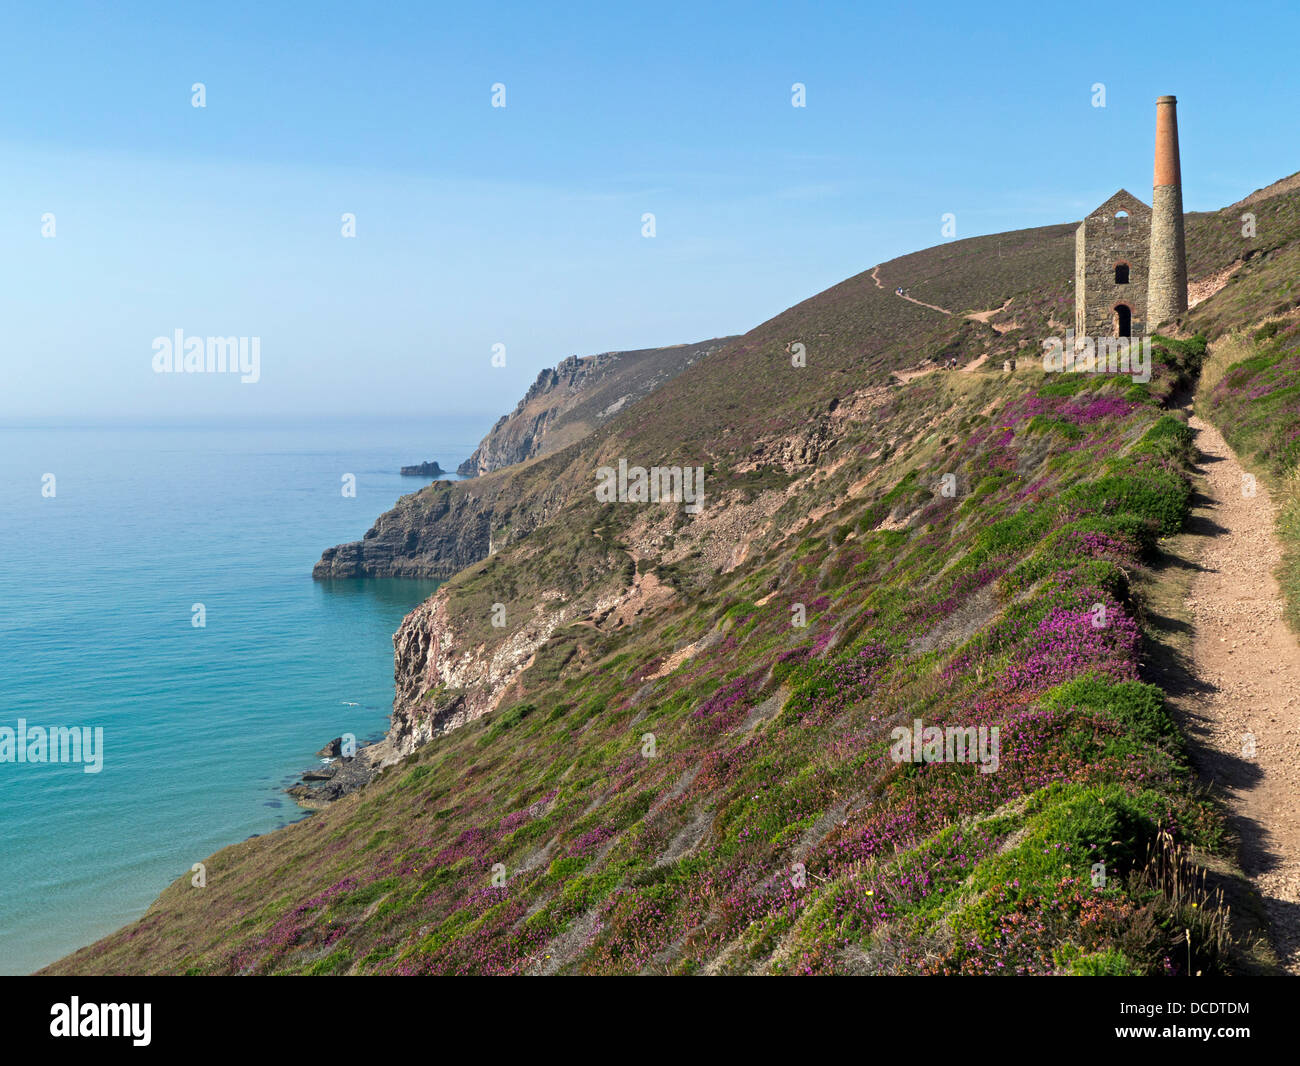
top-left (1075, 189), bottom-right (1151, 338)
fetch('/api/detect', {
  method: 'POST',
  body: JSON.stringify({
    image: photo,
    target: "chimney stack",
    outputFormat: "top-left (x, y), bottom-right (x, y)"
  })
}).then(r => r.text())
top-left (1147, 95), bottom-right (1188, 327)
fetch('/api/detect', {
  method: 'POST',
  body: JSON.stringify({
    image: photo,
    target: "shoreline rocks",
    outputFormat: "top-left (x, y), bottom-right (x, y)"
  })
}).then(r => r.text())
top-left (315, 737), bottom-right (343, 758)
top-left (287, 734), bottom-right (403, 810)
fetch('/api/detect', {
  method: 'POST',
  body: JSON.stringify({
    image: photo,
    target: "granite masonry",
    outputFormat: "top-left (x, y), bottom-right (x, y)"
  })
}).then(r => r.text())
top-left (1075, 94), bottom-right (1188, 339)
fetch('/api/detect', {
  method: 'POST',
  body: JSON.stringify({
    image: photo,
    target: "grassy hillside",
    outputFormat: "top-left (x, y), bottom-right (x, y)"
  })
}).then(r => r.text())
top-left (315, 223), bottom-right (1074, 581)
top-left (49, 179), bottom-right (1300, 977)
top-left (456, 338), bottom-right (737, 478)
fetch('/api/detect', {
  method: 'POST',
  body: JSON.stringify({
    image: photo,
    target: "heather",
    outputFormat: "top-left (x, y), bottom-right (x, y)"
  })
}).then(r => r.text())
top-left (51, 356), bottom-right (1251, 977)
top-left (1201, 319), bottom-right (1300, 478)
top-left (49, 176), bottom-right (1300, 980)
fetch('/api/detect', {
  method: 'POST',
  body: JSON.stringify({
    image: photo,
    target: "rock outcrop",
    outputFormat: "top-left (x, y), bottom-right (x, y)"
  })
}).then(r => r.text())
top-left (456, 338), bottom-right (734, 477)
top-left (314, 480), bottom-right (494, 579)
top-left (312, 459), bottom-right (574, 579)
top-left (287, 743), bottom-right (394, 809)
top-left (296, 574), bottom-right (590, 805)
top-left (314, 337), bottom-right (733, 580)
top-left (387, 591), bottom-right (563, 752)
top-left (399, 460), bottom-right (445, 477)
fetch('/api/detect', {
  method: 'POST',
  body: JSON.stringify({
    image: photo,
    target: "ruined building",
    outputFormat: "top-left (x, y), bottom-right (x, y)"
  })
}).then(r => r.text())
top-left (1075, 95), bottom-right (1188, 339)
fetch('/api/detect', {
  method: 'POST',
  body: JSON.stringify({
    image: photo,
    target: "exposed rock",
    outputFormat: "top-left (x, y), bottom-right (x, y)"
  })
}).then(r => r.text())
top-left (315, 737), bottom-right (343, 758)
top-left (300, 763), bottom-right (337, 782)
top-left (456, 338), bottom-right (734, 477)
top-left (400, 460), bottom-right (445, 477)
top-left (315, 338), bottom-right (734, 581)
top-left (387, 588), bottom-right (571, 754)
top-left (286, 737), bottom-right (401, 808)
top-left (313, 478), bottom-right (504, 579)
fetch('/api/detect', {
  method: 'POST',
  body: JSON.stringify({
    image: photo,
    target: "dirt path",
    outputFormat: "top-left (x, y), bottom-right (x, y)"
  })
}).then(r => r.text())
top-left (870, 265), bottom-right (952, 315)
top-left (873, 265), bottom-right (996, 380)
top-left (966, 297), bottom-right (1012, 324)
top-left (1181, 411), bottom-right (1300, 971)
top-left (891, 366), bottom-right (938, 384)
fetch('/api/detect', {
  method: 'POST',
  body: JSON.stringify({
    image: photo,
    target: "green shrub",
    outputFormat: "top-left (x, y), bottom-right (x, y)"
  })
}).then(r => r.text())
top-left (1026, 415), bottom-right (1085, 440)
top-left (1040, 678), bottom-right (1182, 752)
top-left (1037, 374), bottom-right (1094, 398)
top-left (487, 702), bottom-right (537, 739)
top-left (1062, 467), bottom-right (1190, 537)
top-left (1131, 414), bottom-right (1194, 463)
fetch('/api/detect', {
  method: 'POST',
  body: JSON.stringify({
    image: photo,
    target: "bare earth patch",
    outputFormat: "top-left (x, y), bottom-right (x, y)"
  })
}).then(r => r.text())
top-left (1189, 263), bottom-right (1243, 309)
top-left (966, 297), bottom-right (1012, 324)
top-left (891, 363), bottom-right (939, 384)
top-left (908, 584), bottom-right (998, 656)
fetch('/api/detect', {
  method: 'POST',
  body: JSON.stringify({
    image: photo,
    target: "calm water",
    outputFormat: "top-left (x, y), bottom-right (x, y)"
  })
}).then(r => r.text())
top-left (0, 415), bottom-right (486, 973)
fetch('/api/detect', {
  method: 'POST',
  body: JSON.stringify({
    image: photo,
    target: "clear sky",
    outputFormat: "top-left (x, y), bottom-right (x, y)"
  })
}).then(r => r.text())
top-left (1, 0), bottom-right (1295, 417)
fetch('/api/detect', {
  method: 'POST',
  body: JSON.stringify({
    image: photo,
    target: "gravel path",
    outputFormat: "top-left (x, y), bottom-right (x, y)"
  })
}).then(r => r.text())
top-left (1184, 412), bottom-right (1300, 972)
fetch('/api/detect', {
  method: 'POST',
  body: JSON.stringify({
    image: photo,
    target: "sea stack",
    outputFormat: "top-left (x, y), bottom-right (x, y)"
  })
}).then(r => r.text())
top-left (400, 460), bottom-right (445, 477)
top-left (1146, 95), bottom-right (1188, 327)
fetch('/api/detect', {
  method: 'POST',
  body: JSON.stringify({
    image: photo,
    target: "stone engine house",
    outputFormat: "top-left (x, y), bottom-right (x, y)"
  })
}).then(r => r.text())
top-left (1074, 190), bottom-right (1151, 339)
top-left (1074, 95), bottom-right (1187, 341)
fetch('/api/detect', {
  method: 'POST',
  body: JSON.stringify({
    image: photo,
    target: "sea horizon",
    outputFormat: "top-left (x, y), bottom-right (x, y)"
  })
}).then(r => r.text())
top-left (0, 413), bottom-right (487, 974)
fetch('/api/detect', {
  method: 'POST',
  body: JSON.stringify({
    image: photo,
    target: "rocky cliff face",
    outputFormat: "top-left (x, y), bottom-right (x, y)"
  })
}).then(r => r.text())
top-left (456, 338), bottom-right (734, 477)
top-left (314, 480), bottom-right (494, 579)
top-left (376, 395), bottom-right (891, 755)
top-left (312, 468), bottom-right (571, 579)
top-left (456, 355), bottom-right (606, 477)
top-left (314, 336), bottom-right (733, 580)
top-left (388, 589), bottom-right (572, 752)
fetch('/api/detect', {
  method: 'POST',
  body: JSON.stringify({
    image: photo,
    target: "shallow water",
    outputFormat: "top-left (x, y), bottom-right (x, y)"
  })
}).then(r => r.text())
top-left (0, 414), bottom-right (484, 973)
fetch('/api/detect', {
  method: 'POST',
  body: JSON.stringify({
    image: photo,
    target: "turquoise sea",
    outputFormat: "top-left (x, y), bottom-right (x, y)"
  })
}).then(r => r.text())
top-left (0, 415), bottom-right (486, 974)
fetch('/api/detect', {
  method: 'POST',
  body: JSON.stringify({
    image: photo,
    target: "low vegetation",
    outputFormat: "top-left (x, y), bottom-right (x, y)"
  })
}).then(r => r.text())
top-left (48, 177), bottom-right (1300, 978)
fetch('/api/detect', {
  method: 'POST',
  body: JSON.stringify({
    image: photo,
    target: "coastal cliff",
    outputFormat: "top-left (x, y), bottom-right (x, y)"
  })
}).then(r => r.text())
top-left (314, 479), bottom-right (497, 579)
top-left (387, 589), bottom-right (569, 750)
top-left (312, 456), bottom-right (576, 579)
top-left (455, 338), bottom-right (734, 477)
top-left (50, 181), bottom-right (1300, 973)
top-left (313, 337), bottom-right (732, 580)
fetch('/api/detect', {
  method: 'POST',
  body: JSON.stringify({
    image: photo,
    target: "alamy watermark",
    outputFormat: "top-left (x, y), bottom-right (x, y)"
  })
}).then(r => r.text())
top-left (152, 329), bottom-right (260, 383)
top-left (889, 718), bottom-right (999, 774)
top-left (1, 719), bottom-right (104, 773)
top-left (50, 997), bottom-right (150, 1046)
top-left (1042, 329), bottom-right (1151, 383)
top-left (596, 459), bottom-right (705, 514)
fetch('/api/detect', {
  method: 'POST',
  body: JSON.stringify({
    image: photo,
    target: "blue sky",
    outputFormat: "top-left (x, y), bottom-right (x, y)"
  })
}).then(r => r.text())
top-left (1, 0), bottom-right (1296, 417)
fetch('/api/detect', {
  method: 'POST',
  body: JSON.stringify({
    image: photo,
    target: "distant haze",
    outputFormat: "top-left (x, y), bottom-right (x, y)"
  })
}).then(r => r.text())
top-left (2, 1), bottom-right (1295, 418)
